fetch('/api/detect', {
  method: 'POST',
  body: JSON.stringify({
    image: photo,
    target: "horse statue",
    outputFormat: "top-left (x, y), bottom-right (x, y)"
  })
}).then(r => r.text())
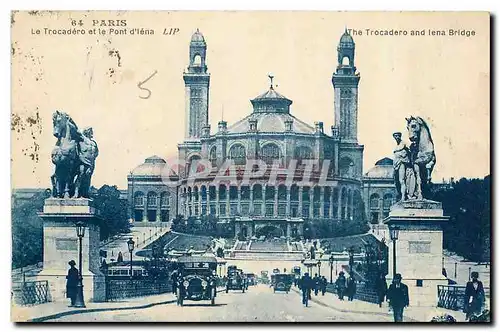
top-left (51, 110), bottom-right (98, 198)
top-left (405, 116), bottom-right (436, 200)
top-left (51, 111), bottom-right (80, 198)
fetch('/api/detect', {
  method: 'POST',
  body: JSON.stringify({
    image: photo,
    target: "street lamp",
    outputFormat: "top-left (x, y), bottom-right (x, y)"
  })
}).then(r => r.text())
top-left (389, 224), bottom-right (400, 278)
top-left (74, 221), bottom-right (86, 308)
top-left (127, 237), bottom-right (135, 279)
top-left (317, 260), bottom-right (322, 277)
top-left (329, 254), bottom-right (334, 284)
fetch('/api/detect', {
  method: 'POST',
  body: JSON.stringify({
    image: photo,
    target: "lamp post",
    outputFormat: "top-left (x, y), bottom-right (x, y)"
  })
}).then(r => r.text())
top-left (348, 247), bottom-right (355, 276)
top-left (74, 221), bottom-right (86, 308)
top-left (389, 224), bottom-right (400, 278)
top-left (329, 254), bottom-right (334, 284)
top-left (127, 237), bottom-right (135, 279)
top-left (317, 260), bottom-right (322, 277)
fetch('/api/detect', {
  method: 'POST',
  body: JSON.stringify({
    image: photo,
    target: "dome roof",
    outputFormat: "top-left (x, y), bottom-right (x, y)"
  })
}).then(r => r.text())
top-left (365, 158), bottom-right (394, 179)
top-left (191, 29), bottom-right (205, 43)
top-left (250, 86), bottom-right (293, 113)
top-left (339, 30), bottom-right (355, 47)
top-left (130, 155), bottom-right (177, 177)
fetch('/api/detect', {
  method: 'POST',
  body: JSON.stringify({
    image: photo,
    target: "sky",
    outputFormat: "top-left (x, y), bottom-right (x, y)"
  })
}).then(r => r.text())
top-left (11, 11), bottom-right (490, 189)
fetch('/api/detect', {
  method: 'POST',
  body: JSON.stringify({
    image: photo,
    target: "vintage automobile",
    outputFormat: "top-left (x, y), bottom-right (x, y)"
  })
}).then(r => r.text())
top-left (226, 268), bottom-right (246, 293)
top-left (273, 273), bottom-right (292, 293)
top-left (245, 273), bottom-right (257, 286)
top-left (175, 255), bottom-right (218, 306)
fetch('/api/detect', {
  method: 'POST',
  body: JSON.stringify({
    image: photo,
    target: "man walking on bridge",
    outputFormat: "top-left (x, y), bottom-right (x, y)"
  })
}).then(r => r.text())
top-left (299, 272), bottom-right (313, 307)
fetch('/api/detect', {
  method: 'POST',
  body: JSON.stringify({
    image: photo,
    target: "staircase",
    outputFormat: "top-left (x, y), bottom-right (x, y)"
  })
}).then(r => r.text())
top-left (229, 238), bottom-right (306, 260)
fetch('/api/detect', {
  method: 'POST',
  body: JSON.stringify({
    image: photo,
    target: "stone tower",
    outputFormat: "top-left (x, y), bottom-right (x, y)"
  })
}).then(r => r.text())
top-left (183, 29), bottom-right (210, 139)
top-left (332, 29), bottom-right (360, 143)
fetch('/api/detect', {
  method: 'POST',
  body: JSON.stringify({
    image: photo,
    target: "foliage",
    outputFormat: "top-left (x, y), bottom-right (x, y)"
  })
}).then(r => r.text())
top-left (11, 191), bottom-right (48, 269)
top-left (171, 214), bottom-right (234, 238)
top-left (430, 176), bottom-right (490, 262)
top-left (90, 185), bottom-right (130, 240)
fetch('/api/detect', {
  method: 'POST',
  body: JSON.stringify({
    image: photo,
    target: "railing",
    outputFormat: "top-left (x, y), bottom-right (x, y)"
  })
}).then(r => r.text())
top-left (12, 281), bottom-right (49, 306)
top-left (105, 278), bottom-right (172, 301)
top-left (326, 281), bottom-right (378, 304)
top-left (437, 285), bottom-right (466, 311)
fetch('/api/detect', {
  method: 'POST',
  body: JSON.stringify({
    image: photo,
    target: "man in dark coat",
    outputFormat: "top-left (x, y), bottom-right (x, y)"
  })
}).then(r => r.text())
top-left (376, 273), bottom-right (388, 307)
top-left (313, 273), bottom-right (320, 296)
top-left (346, 276), bottom-right (357, 301)
top-left (464, 271), bottom-right (485, 320)
top-left (386, 273), bottom-right (409, 322)
top-left (335, 271), bottom-right (347, 300)
top-left (66, 260), bottom-right (79, 306)
top-left (321, 276), bottom-right (327, 296)
top-left (299, 273), bottom-right (313, 307)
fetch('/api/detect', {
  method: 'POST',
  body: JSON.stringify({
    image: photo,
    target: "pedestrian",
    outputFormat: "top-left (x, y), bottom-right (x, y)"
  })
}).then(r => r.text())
top-left (375, 272), bottom-right (388, 308)
top-left (117, 251), bottom-right (124, 263)
top-left (335, 271), bottom-right (347, 300)
top-left (313, 273), bottom-right (320, 296)
top-left (321, 276), bottom-right (327, 296)
top-left (299, 272), bottom-right (313, 307)
top-left (386, 273), bottom-right (409, 322)
top-left (464, 271), bottom-right (485, 320)
top-left (346, 276), bottom-right (356, 301)
top-left (65, 260), bottom-right (79, 307)
top-left (171, 270), bottom-right (178, 295)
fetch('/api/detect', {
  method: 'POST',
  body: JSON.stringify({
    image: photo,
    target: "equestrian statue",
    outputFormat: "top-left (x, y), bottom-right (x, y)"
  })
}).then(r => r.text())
top-left (51, 110), bottom-right (99, 198)
top-left (393, 116), bottom-right (436, 201)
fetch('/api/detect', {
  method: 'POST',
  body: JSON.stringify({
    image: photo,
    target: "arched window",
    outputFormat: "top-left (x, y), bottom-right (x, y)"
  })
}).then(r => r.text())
top-left (228, 144), bottom-right (246, 165)
top-left (160, 191), bottom-right (170, 206)
top-left (370, 194), bottom-right (380, 210)
top-left (147, 192), bottom-right (157, 207)
top-left (209, 186), bottom-right (216, 200)
top-left (218, 185), bottom-right (227, 200)
top-left (302, 186), bottom-right (310, 202)
top-left (383, 193), bottom-right (393, 209)
top-left (278, 185), bottom-right (287, 201)
top-left (339, 157), bottom-right (354, 178)
top-left (341, 187), bottom-right (347, 219)
top-left (200, 186), bottom-right (207, 201)
top-left (369, 193), bottom-right (380, 224)
top-left (265, 186), bottom-right (275, 200)
top-left (290, 184), bottom-right (299, 201)
top-left (193, 54), bottom-right (202, 66)
top-left (193, 186), bottom-right (199, 201)
top-left (253, 184), bottom-right (263, 200)
top-left (188, 155), bottom-right (202, 175)
top-left (229, 186), bottom-right (238, 200)
top-left (261, 143), bottom-right (282, 166)
top-left (209, 146), bottom-right (217, 167)
top-left (342, 56), bottom-right (350, 66)
top-left (241, 185), bottom-right (250, 200)
top-left (134, 192), bottom-right (144, 206)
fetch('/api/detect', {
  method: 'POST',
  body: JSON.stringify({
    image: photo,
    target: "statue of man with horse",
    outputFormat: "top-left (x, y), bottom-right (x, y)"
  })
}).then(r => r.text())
top-left (51, 110), bottom-right (99, 198)
top-left (393, 116), bottom-right (436, 201)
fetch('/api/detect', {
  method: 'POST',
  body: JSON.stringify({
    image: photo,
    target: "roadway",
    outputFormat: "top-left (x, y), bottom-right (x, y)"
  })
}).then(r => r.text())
top-left (47, 284), bottom-right (392, 322)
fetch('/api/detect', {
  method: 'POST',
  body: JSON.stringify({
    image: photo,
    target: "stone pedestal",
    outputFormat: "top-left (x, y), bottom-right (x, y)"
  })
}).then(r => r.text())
top-left (383, 199), bottom-right (449, 307)
top-left (37, 198), bottom-right (106, 303)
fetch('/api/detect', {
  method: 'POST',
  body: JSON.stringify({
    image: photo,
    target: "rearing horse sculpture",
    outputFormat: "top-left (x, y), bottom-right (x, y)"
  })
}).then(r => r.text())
top-left (405, 116), bottom-right (436, 200)
top-left (51, 111), bottom-right (80, 198)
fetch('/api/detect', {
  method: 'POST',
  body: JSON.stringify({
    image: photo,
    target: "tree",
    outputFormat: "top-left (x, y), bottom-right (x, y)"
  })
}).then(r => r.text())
top-left (430, 176), bottom-right (490, 262)
top-left (11, 191), bottom-right (48, 268)
top-left (91, 185), bottom-right (130, 240)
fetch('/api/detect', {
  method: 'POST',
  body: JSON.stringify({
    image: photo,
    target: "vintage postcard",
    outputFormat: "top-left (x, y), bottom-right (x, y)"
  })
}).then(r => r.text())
top-left (10, 11), bottom-right (490, 323)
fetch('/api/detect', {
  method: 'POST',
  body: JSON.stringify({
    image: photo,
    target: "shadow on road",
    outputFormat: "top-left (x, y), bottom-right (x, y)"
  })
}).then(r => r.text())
top-left (180, 303), bottom-right (228, 307)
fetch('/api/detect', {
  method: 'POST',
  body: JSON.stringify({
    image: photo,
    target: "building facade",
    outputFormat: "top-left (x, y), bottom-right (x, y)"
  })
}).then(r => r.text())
top-left (127, 29), bottom-right (393, 237)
